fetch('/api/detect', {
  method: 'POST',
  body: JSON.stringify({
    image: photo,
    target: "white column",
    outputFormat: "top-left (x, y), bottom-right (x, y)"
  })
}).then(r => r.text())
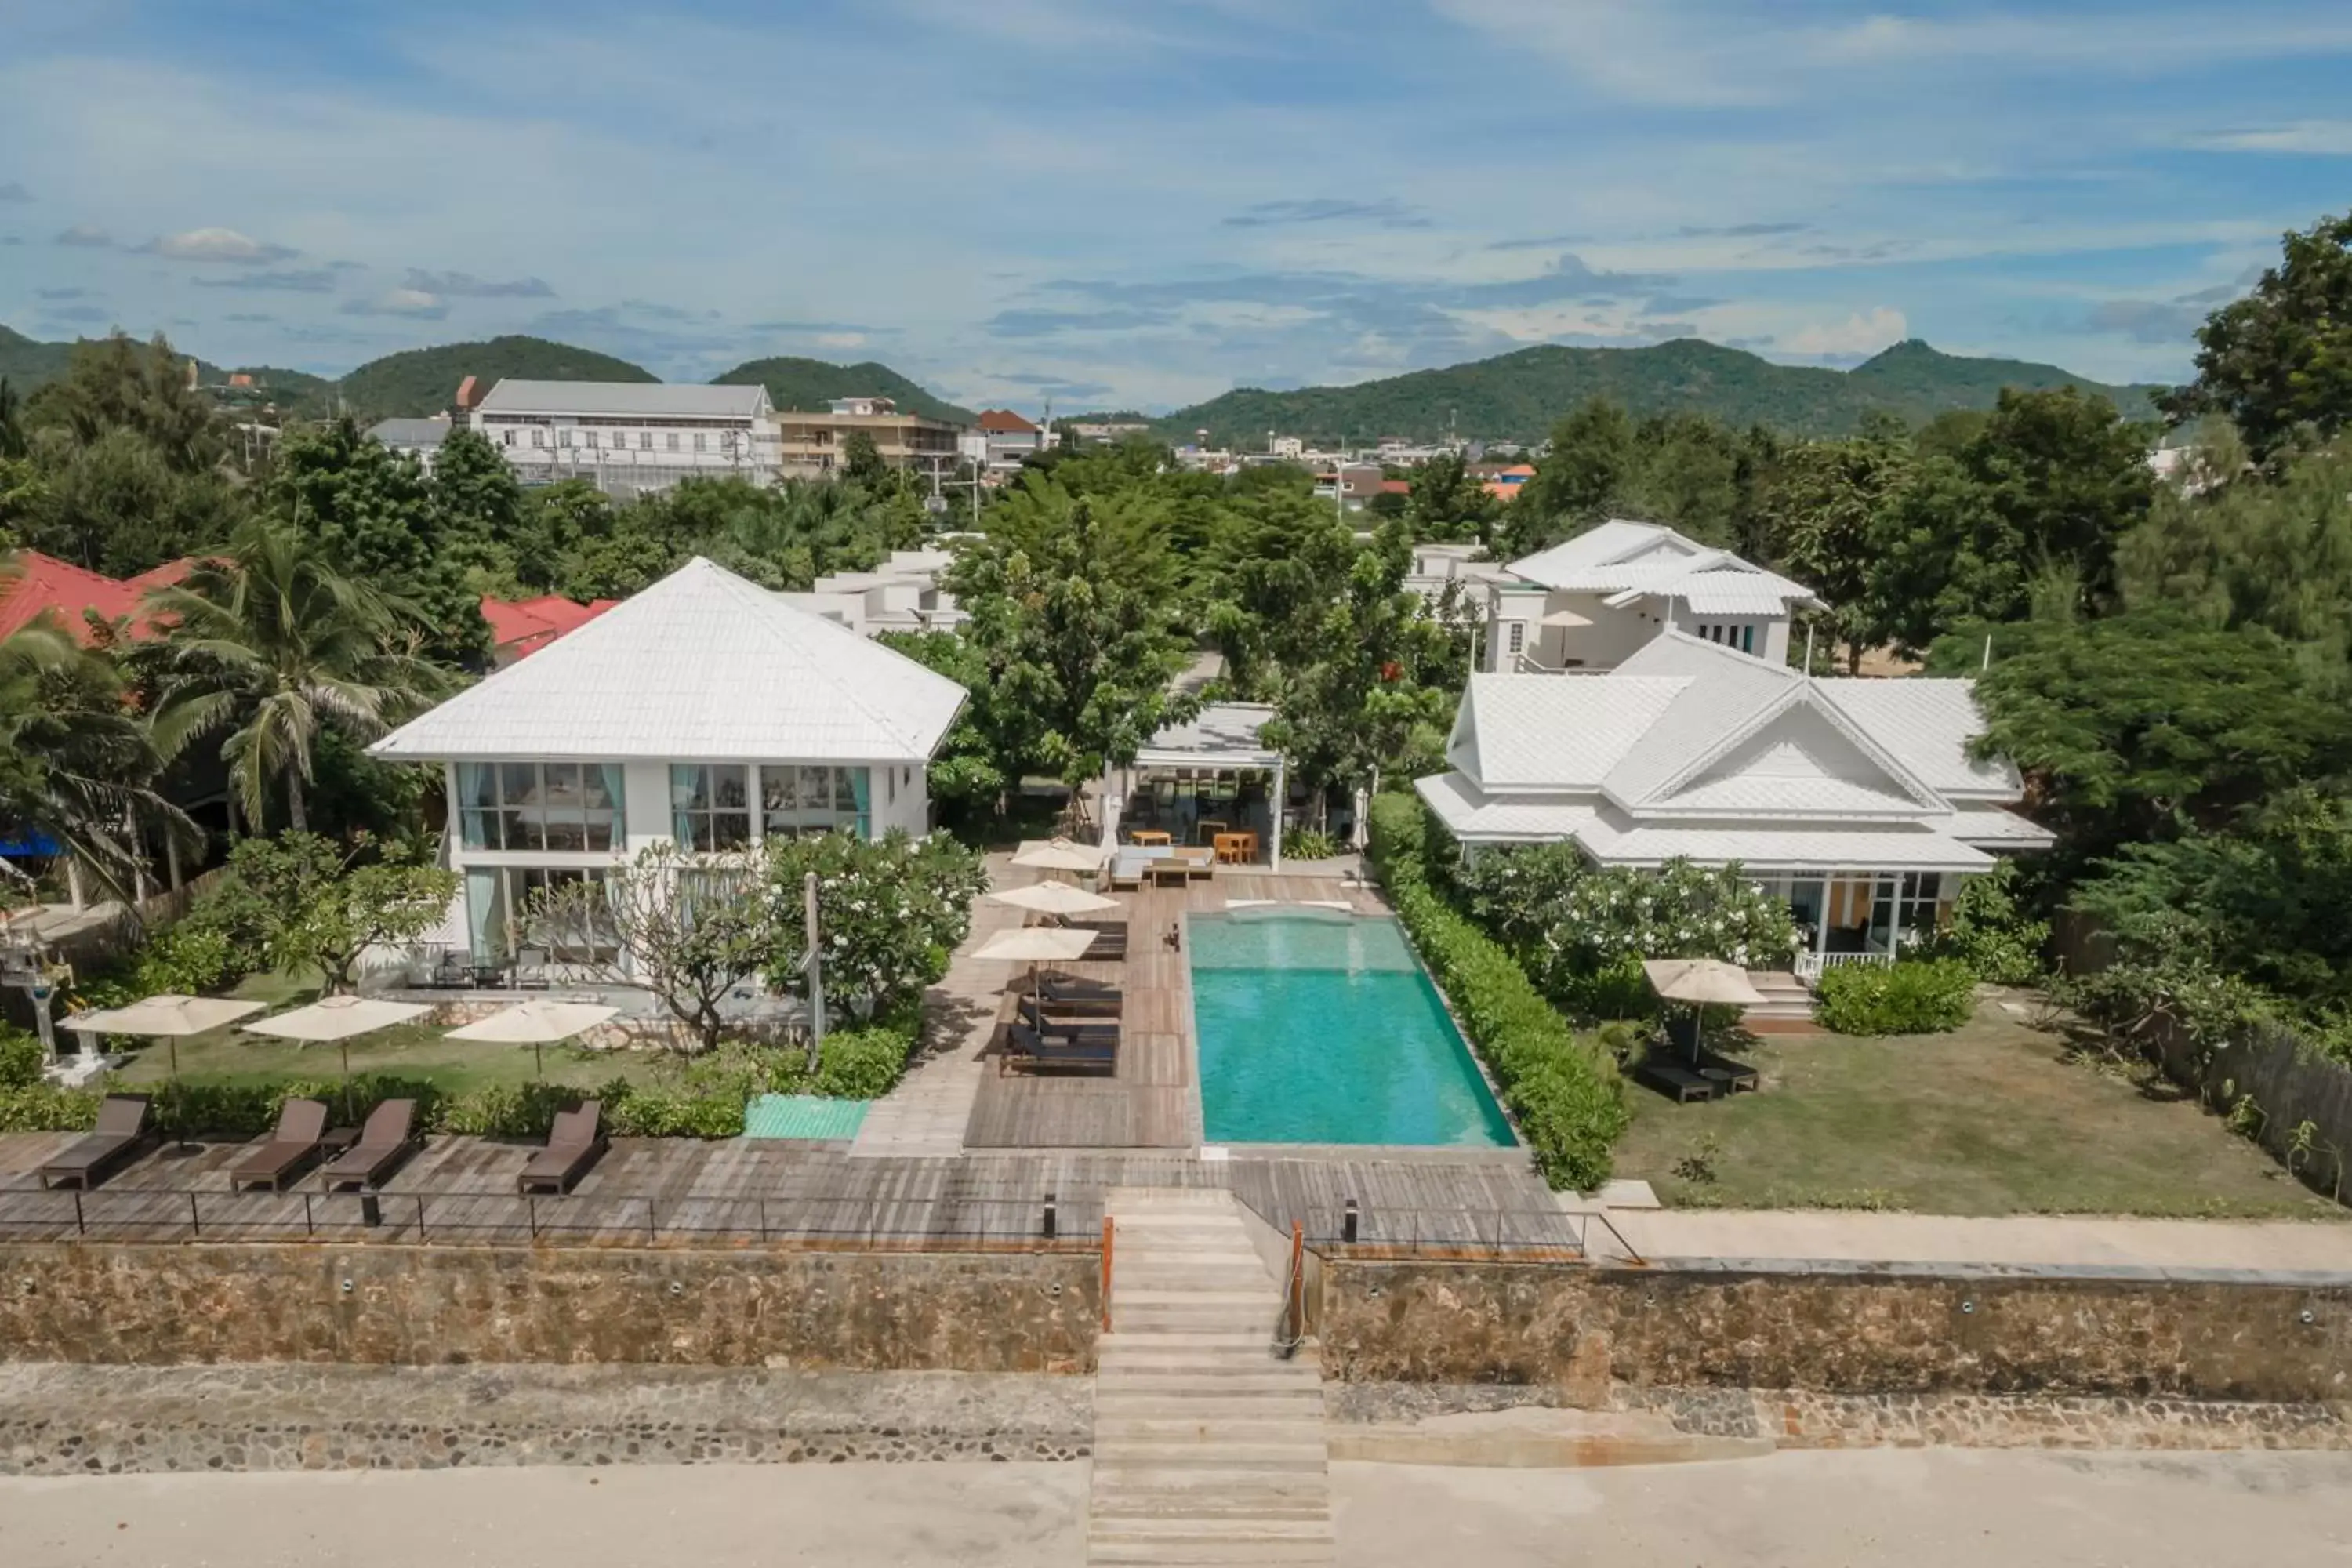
top-left (1270, 759), bottom-right (1286, 870)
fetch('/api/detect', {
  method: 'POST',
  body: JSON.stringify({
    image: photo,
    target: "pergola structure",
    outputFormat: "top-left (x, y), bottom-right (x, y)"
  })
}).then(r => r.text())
top-left (1102, 702), bottom-right (1288, 869)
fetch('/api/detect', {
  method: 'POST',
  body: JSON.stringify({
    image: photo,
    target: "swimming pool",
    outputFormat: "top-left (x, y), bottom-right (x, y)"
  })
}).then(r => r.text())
top-left (1189, 909), bottom-right (1515, 1147)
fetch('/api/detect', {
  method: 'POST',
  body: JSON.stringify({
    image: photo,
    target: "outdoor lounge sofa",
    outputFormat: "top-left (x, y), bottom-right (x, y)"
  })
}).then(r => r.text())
top-left (38, 1094), bottom-right (154, 1190)
top-left (318, 1098), bottom-right (423, 1191)
top-left (1001, 1022), bottom-right (1116, 1075)
top-left (517, 1101), bottom-right (608, 1194)
top-left (230, 1098), bottom-right (331, 1192)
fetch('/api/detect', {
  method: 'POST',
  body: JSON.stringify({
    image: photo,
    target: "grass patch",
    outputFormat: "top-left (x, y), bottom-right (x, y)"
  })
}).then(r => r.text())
top-left (106, 970), bottom-right (668, 1100)
top-left (1614, 1000), bottom-right (2347, 1218)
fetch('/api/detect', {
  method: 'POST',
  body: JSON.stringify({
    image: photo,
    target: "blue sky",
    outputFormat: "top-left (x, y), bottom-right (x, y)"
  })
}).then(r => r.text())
top-left (4, 0), bottom-right (2350, 412)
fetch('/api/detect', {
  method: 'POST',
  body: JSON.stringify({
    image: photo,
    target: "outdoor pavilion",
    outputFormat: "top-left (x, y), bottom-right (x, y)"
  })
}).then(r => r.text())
top-left (1101, 702), bottom-right (1289, 869)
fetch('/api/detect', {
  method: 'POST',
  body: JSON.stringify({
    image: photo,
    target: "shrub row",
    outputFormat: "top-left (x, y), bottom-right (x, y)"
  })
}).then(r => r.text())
top-left (1368, 794), bottom-right (1629, 1192)
top-left (1813, 957), bottom-right (1979, 1036)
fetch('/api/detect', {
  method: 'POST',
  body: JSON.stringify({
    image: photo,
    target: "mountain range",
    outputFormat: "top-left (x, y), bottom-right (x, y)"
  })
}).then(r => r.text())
top-left (1, 325), bottom-right (2161, 442)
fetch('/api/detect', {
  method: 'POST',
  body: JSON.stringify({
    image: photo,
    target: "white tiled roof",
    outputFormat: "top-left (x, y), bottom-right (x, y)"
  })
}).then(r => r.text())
top-left (1506, 520), bottom-right (1687, 584)
top-left (1135, 703), bottom-right (1283, 768)
top-left (1602, 636), bottom-right (1808, 804)
top-left (371, 557), bottom-right (965, 763)
top-left (1573, 818), bottom-right (1996, 872)
top-left (1414, 772), bottom-right (1600, 840)
top-left (1454, 674), bottom-right (1689, 790)
top-left (1816, 678), bottom-right (2020, 797)
top-left (1508, 521), bottom-right (1818, 612)
top-left (472, 380), bottom-right (770, 419)
top-left (1948, 804), bottom-right (2056, 847)
top-left (1660, 772), bottom-right (1929, 815)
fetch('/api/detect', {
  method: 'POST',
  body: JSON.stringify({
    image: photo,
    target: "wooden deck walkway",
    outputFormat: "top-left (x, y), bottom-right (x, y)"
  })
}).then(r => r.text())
top-left (963, 872), bottom-right (1385, 1152)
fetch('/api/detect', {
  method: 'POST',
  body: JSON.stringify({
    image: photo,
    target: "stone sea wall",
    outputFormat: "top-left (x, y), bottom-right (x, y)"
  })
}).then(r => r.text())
top-left (0, 1243), bottom-right (1098, 1372)
top-left (1316, 1258), bottom-right (2352, 1406)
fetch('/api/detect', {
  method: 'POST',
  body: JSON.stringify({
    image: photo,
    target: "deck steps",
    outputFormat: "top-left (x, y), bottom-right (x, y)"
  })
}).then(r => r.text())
top-left (1088, 1187), bottom-right (1334, 1568)
top-left (1742, 967), bottom-right (1820, 1033)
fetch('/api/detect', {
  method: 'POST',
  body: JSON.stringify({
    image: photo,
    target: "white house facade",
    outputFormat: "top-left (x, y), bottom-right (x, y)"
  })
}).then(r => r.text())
top-left (775, 547), bottom-right (968, 639)
top-left (467, 380), bottom-right (783, 497)
top-left (1416, 631), bottom-right (2053, 979)
top-left (1478, 520), bottom-right (1820, 673)
top-left (369, 557), bottom-right (966, 967)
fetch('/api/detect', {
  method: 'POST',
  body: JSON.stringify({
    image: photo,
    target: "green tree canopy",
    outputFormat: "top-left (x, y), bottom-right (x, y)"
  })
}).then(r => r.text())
top-left (2162, 210), bottom-right (2352, 460)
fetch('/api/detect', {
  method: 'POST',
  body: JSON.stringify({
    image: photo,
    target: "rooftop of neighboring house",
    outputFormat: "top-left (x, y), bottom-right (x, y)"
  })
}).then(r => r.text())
top-left (975, 408), bottom-right (1040, 434)
top-left (1503, 519), bottom-right (1822, 616)
top-left (0, 551), bottom-right (192, 645)
top-left (470, 379), bottom-right (773, 420)
top-left (478, 593), bottom-right (619, 661)
top-left (367, 416), bottom-right (456, 450)
top-left (376, 557), bottom-right (967, 764)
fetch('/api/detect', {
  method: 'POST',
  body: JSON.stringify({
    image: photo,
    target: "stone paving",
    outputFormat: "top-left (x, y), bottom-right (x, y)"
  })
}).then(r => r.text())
top-left (0, 1364), bottom-right (1092, 1477)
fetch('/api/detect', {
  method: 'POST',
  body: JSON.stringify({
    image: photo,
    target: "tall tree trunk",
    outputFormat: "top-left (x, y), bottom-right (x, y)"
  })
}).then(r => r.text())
top-left (286, 771), bottom-right (308, 834)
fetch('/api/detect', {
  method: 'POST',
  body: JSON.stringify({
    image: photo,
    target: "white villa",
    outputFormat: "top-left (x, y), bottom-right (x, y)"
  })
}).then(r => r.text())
top-left (369, 557), bottom-right (966, 969)
top-left (1415, 630), bottom-right (2053, 979)
top-left (775, 547), bottom-right (969, 640)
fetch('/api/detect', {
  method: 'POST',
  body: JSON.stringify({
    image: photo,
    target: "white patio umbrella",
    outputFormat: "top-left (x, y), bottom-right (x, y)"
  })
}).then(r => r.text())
top-left (62, 993), bottom-right (268, 1086)
top-left (445, 997), bottom-right (619, 1079)
top-left (971, 925), bottom-right (1098, 1016)
top-left (1540, 607), bottom-right (1595, 628)
top-left (1011, 837), bottom-right (1105, 877)
top-left (245, 995), bottom-right (433, 1105)
top-left (988, 880), bottom-right (1120, 919)
top-left (1642, 958), bottom-right (1767, 1066)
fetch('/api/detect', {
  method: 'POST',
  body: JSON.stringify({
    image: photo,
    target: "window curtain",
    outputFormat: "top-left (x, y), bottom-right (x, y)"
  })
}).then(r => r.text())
top-left (670, 764), bottom-right (698, 844)
top-left (597, 763), bottom-right (626, 844)
top-left (466, 869), bottom-right (502, 961)
top-left (849, 767), bottom-right (872, 839)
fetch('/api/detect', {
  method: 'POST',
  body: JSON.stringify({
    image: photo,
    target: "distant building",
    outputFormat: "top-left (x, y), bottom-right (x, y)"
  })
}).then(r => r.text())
top-left (774, 547), bottom-right (967, 639)
top-left (1069, 420), bottom-right (1152, 445)
top-left (466, 380), bottom-right (782, 498)
top-left (1474, 463), bottom-right (1537, 501)
top-left (775, 396), bottom-right (963, 479)
top-left (0, 551), bottom-right (191, 646)
top-left (958, 409), bottom-right (1045, 477)
top-left (1313, 463), bottom-right (1390, 511)
top-left (479, 593), bottom-right (619, 668)
top-left (367, 416), bottom-right (456, 470)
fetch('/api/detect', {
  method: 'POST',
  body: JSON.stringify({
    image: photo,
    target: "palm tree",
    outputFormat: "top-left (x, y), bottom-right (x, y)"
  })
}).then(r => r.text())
top-left (0, 610), bottom-right (191, 898)
top-left (144, 519), bottom-right (447, 833)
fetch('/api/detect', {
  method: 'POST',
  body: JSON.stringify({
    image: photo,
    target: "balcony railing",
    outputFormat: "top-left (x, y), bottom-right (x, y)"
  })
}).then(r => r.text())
top-left (1794, 950), bottom-right (1899, 984)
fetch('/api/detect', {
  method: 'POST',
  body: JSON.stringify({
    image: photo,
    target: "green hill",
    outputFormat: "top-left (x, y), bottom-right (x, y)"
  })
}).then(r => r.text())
top-left (0, 325), bottom-right (81, 392)
top-left (334, 336), bottom-right (656, 419)
top-left (1154, 338), bottom-right (2164, 445)
top-left (711, 355), bottom-right (973, 423)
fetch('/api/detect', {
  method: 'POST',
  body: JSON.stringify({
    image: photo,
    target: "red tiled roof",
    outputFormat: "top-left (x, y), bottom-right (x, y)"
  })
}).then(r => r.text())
top-left (480, 593), bottom-right (619, 659)
top-left (0, 551), bottom-right (187, 645)
top-left (1377, 479), bottom-right (1412, 495)
top-left (976, 408), bottom-right (1040, 434)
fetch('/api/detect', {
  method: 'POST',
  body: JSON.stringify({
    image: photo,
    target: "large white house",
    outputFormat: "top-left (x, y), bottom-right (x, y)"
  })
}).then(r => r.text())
top-left (466, 379), bottom-right (784, 497)
top-left (1415, 630), bottom-right (2053, 978)
top-left (775, 547), bottom-right (968, 640)
top-left (1480, 520), bottom-right (1821, 672)
top-left (370, 557), bottom-right (966, 967)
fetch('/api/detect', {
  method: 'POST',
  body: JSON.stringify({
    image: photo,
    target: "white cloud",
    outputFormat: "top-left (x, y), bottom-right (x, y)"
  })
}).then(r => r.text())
top-left (341, 287), bottom-right (446, 319)
top-left (142, 226), bottom-right (298, 263)
top-left (2181, 120), bottom-right (2352, 155)
top-left (0, 180), bottom-right (30, 202)
top-left (54, 223), bottom-right (112, 246)
top-left (1781, 307), bottom-right (1908, 358)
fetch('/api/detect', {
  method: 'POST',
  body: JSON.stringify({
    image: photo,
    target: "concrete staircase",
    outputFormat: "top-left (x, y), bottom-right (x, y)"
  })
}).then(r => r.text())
top-left (1742, 967), bottom-right (1820, 1035)
top-left (1088, 1187), bottom-right (1334, 1567)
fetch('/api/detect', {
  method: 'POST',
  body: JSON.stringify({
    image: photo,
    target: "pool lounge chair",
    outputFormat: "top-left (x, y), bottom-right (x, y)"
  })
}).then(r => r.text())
top-left (1039, 977), bottom-right (1122, 1015)
top-left (517, 1101), bottom-right (608, 1194)
top-left (38, 1094), bottom-right (155, 1191)
top-left (318, 1098), bottom-right (423, 1191)
top-left (230, 1098), bottom-right (331, 1192)
top-left (1001, 1023), bottom-right (1116, 1075)
top-left (1016, 996), bottom-right (1121, 1046)
top-left (1069, 919), bottom-right (1129, 959)
top-left (1170, 845), bottom-right (1216, 880)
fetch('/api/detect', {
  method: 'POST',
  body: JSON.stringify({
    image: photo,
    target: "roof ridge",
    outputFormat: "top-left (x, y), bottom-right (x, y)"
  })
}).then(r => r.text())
top-left (689, 557), bottom-right (946, 755)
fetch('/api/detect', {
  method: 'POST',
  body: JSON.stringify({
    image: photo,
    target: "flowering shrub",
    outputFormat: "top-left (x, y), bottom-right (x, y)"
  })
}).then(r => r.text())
top-left (1456, 845), bottom-right (1798, 1020)
top-left (763, 830), bottom-right (990, 1019)
top-left (1814, 959), bottom-right (1977, 1036)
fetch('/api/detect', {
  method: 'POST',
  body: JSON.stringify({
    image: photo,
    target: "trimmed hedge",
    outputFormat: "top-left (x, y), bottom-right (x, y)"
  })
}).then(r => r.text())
top-left (1368, 794), bottom-right (1629, 1192)
top-left (808, 1024), bottom-right (916, 1099)
top-left (1814, 958), bottom-right (1979, 1036)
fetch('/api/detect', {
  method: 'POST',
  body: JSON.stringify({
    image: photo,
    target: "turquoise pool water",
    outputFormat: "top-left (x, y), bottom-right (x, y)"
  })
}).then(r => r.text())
top-left (1189, 910), bottom-right (1515, 1147)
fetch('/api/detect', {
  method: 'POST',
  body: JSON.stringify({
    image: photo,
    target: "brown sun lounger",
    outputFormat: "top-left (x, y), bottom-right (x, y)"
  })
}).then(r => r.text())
top-left (517, 1101), bottom-right (608, 1194)
top-left (319, 1098), bottom-right (423, 1191)
top-left (1016, 995), bottom-right (1121, 1046)
top-left (1002, 1023), bottom-right (1116, 1075)
top-left (1039, 978), bottom-right (1122, 1015)
top-left (38, 1094), bottom-right (155, 1190)
top-left (230, 1098), bottom-right (331, 1192)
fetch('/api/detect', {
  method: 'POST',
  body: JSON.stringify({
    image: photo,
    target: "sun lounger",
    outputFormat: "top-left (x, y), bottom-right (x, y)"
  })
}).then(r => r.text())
top-left (230, 1098), bottom-right (331, 1192)
top-left (38, 1094), bottom-right (154, 1190)
top-left (1040, 978), bottom-right (1122, 1014)
top-left (318, 1098), bottom-right (423, 1191)
top-left (1001, 1023), bottom-right (1116, 1075)
top-left (1694, 1049), bottom-right (1760, 1093)
top-left (1634, 1059), bottom-right (1720, 1103)
top-left (517, 1101), bottom-right (608, 1194)
top-left (1016, 995), bottom-right (1121, 1045)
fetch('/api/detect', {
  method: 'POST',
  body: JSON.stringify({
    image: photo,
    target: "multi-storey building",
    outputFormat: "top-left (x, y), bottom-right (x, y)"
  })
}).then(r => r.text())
top-left (466, 380), bottom-right (781, 498)
top-left (775, 396), bottom-right (963, 478)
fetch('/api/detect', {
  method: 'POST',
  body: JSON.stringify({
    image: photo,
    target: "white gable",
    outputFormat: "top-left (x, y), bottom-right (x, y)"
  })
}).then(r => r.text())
top-left (1655, 702), bottom-right (1934, 817)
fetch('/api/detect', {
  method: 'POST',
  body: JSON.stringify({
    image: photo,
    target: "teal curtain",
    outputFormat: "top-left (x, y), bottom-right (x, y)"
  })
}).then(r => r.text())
top-left (465, 869), bottom-right (502, 961)
top-left (597, 763), bottom-right (626, 847)
top-left (849, 767), bottom-right (871, 839)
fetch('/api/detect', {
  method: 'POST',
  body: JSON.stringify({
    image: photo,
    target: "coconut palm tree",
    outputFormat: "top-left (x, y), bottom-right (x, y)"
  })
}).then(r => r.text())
top-left (0, 610), bottom-right (191, 898)
top-left (144, 519), bottom-right (448, 833)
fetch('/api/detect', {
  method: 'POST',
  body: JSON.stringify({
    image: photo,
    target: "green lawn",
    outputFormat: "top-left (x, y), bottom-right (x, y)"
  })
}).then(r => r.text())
top-left (107, 971), bottom-right (670, 1098)
top-left (1613, 998), bottom-right (2345, 1218)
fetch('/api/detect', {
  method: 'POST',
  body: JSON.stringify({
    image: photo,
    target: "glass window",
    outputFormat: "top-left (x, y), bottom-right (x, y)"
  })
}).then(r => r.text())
top-left (1507, 622), bottom-right (1526, 654)
top-left (456, 762), bottom-right (623, 851)
top-left (761, 764), bottom-right (869, 839)
top-left (1895, 873), bottom-right (1944, 949)
top-left (639, 430), bottom-right (652, 449)
top-left (531, 429), bottom-right (546, 448)
top-left (693, 432), bottom-right (708, 453)
top-left (666, 432), bottom-right (681, 452)
top-left (585, 430), bottom-right (600, 449)
top-left (671, 764), bottom-right (751, 851)
top-left (559, 429), bottom-right (574, 448)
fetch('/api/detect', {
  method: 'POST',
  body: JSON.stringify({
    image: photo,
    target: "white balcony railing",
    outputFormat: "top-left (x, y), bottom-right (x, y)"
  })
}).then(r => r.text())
top-left (1794, 950), bottom-right (1899, 984)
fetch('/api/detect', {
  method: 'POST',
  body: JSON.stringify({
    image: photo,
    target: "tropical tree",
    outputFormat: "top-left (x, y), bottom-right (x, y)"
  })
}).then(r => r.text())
top-left (1752, 427), bottom-right (1912, 672)
top-left (2161, 209), bottom-right (2352, 461)
top-left (1402, 450), bottom-right (1500, 544)
top-left (217, 831), bottom-right (458, 994)
top-left (143, 519), bottom-right (447, 834)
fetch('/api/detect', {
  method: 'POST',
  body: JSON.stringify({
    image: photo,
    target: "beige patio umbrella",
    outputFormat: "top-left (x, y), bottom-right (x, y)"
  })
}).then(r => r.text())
top-left (60, 993), bottom-right (270, 1143)
top-left (971, 925), bottom-right (1098, 1016)
top-left (1641, 958), bottom-right (1769, 1007)
top-left (1540, 607), bottom-right (1595, 628)
top-left (245, 995), bottom-right (433, 1111)
top-left (988, 880), bottom-right (1120, 920)
top-left (445, 997), bottom-right (619, 1080)
top-left (1011, 837), bottom-right (1105, 877)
